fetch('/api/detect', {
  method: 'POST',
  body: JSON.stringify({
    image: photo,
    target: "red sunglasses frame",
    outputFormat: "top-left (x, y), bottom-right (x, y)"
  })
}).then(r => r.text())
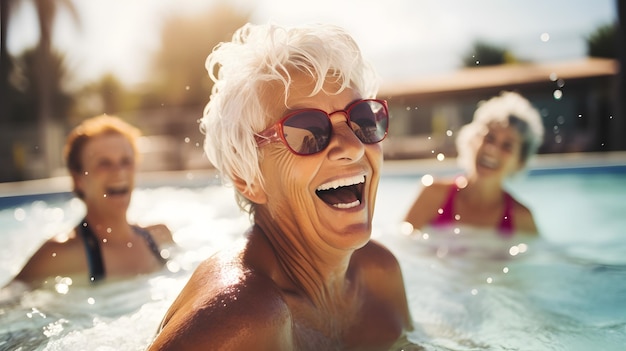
top-left (255, 99), bottom-right (389, 155)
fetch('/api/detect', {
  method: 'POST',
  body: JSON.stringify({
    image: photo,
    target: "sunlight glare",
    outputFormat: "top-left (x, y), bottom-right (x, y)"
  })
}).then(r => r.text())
top-left (421, 174), bottom-right (434, 186)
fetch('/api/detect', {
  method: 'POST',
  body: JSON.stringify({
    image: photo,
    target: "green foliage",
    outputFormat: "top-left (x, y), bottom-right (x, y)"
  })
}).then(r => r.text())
top-left (70, 73), bottom-right (142, 123)
top-left (7, 47), bottom-right (74, 125)
top-left (142, 3), bottom-right (250, 109)
top-left (461, 40), bottom-right (514, 67)
top-left (586, 22), bottom-right (618, 58)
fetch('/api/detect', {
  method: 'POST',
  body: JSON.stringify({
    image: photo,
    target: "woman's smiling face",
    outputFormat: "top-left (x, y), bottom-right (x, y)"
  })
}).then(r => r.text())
top-left (474, 123), bottom-right (523, 179)
top-left (74, 133), bottom-right (136, 212)
top-left (256, 74), bottom-right (383, 251)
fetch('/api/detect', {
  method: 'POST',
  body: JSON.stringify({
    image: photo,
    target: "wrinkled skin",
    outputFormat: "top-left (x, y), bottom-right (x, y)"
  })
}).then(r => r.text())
top-left (148, 75), bottom-right (414, 351)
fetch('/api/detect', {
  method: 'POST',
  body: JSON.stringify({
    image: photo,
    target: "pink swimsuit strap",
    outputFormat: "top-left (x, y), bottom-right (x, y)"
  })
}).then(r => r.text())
top-left (431, 182), bottom-right (515, 236)
top-left (499, 192), bottom-right (514, 236)
top-left (430, 184), bottom-right (457, 226)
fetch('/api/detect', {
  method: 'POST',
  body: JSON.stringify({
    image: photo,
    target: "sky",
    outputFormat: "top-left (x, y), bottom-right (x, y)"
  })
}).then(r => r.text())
top-left (6, 0), bottom-right (618, 88)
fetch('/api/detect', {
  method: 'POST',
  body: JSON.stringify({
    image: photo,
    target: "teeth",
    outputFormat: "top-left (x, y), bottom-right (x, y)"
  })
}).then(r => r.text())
top-left (316, 175), bottom-right (365, 191)
top-left (478, 155), bottom-right (498, 169)
top-left (333, 200), bottom-right (361, 209)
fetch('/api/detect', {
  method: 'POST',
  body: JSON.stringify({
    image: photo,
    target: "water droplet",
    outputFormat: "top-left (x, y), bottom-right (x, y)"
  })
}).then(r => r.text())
top-left (455, 176), bottom-right (468, 189)
top-left (14, 208), bottom-right (26, 221)
top-left (518, 243), bottom-right (528, 253)
top-left (421, 174), bottom-right (434, 186)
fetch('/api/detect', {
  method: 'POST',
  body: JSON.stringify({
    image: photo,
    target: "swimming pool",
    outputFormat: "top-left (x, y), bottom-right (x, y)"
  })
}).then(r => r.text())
top-left (1, 154), bottom-right (625, 350)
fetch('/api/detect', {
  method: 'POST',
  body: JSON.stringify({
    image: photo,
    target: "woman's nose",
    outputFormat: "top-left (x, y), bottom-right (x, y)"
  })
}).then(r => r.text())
top-left (326, 112), bottom-right (365, 161)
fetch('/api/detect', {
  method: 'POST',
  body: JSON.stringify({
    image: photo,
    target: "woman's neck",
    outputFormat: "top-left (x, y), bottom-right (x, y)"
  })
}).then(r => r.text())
top-left (251, 208), bottom-right (354, 307)
top-left (84, 212), bottom-right (133, 241)
top-left (463, 175), bottom-right (505, 204)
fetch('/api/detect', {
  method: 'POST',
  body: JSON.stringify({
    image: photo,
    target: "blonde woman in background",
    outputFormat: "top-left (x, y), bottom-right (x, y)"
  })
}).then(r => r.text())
top-left (13, 115), bottom-right (174, 286)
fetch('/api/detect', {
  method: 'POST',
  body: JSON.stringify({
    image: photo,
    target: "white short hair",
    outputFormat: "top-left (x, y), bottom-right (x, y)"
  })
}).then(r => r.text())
top-left (456, 91), bottom-right (545, 173)
top-left (201, 22), bottom-right (379, 212)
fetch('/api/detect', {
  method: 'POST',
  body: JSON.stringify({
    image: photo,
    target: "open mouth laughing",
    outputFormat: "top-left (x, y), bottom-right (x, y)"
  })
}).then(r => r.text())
top-left (315, 175), bottom-right (365, 209)
top-left (477, 154), bottom-right (499, 169)
top-left (105, 184), bottom-right (130, 197)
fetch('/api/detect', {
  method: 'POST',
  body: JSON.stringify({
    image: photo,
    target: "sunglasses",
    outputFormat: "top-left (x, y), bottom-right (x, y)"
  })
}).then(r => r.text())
top-left (255, 99), bottom-right (389, 156)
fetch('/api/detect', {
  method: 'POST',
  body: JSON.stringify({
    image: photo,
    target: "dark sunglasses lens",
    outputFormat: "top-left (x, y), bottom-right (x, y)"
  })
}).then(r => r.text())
top-left (282, 111), bottom-right (332, 155)
top-left (349, 101), bottom-right (388, 144)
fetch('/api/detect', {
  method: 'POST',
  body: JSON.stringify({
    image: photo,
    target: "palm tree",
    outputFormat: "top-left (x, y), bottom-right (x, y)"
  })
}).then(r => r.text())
top-left (1, 0), bottom-right (79, 180)
top-left (1, 0), bottom-right (17, 126)
top-left (461, 40), bottom-right (517, 68)
top-left (31, 0), bottom-right (79, 177)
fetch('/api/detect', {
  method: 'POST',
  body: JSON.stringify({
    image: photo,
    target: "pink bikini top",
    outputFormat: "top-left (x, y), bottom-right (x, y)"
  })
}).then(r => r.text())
top-left (430, 183), bottom-right (514, 237)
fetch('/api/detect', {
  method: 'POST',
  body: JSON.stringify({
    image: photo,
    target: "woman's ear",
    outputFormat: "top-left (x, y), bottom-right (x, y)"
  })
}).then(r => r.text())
top-left (232, 175), bottom-right (267, 204)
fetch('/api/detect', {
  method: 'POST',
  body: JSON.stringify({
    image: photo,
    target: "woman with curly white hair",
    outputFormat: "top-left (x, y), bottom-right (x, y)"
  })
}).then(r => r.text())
top-left (148, 22), bottom-right (414, 350)
top-left (404, 91), bottom-right (545, 236)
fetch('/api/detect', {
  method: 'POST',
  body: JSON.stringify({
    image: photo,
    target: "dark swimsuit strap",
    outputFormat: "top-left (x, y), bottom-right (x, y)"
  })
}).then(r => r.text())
top-left (133, 226), bottom-right (167, 264)
top-left (78, 219), bottom-right (166, 284)
top-left (78, 220), bottom-right (105, 283)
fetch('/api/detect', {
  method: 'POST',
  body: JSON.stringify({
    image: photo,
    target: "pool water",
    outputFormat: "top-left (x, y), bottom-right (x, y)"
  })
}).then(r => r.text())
top-left (376, 168), bottom-right (626, 350)
top-left (1, 166), bottom-right (625, 350)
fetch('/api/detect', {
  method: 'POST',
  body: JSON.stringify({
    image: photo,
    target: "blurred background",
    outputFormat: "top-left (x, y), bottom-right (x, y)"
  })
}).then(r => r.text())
top-left (1, 0), bottom-right (624, 182)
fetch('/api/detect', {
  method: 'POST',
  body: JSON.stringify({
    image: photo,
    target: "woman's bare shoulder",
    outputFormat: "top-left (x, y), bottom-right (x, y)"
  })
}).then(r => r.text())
top-left (404, 178), bottom-right (455, 229)
top-left (354, 241), bottom-right (402, 274)
top-left (14, 230), bottom-right (84, 284)
top-left (429, 178), bottom-right (456, 190)
top-left (145, 224), bottom-right (174, 245)
top-left (152, 255), bottom-right (292, 350)
top-left (511, 199), bottom-right (539, 235)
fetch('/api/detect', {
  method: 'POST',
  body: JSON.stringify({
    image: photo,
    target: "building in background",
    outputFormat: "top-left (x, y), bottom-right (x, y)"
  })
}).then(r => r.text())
top-left (379, 58), bottom-right (620, 160)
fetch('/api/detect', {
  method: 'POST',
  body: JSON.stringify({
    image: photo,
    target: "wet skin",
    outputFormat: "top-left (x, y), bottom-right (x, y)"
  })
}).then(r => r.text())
top-left (148, 75), bottom-right (413, 350)
top-left (12, 133), bottom-right (173, 286)
top-left (404, 122), bottom-right (538, 234)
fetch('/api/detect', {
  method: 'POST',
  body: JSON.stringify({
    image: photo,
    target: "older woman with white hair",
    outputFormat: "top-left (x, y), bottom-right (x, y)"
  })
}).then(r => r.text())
top-left (404, 91), bottom-right (545, 236)
top-left (148, 22), bottom-right (414, 350)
